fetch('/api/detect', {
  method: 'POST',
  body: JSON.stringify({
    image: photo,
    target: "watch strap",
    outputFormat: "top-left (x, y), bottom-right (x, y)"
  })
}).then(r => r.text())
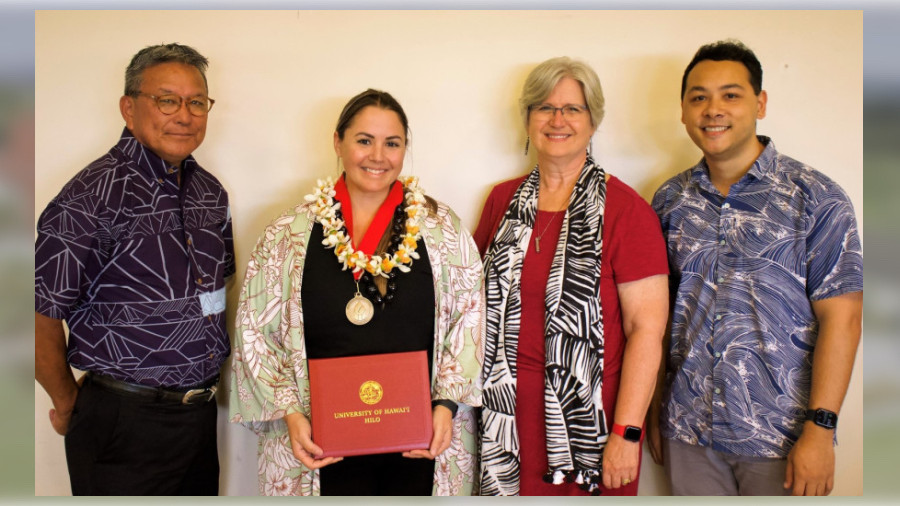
top-left (612, 423), bottom-right (642, 442)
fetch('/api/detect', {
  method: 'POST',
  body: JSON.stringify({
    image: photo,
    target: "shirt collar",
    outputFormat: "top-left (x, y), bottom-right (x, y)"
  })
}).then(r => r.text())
top-left (116, 127), bottom-right (197, 182)
top-left (752, 136), bottom-right (777, 180)
top-left (689, 135), bottom-right (778, 188)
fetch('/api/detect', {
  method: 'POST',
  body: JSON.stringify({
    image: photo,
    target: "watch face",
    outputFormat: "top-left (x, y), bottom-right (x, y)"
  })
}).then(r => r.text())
top-left (809, 409), bottom-right (838, 429)
top-left (814, 410), bottom-right (838, 429)
top-left (623, 426), bottom-right (642, 442)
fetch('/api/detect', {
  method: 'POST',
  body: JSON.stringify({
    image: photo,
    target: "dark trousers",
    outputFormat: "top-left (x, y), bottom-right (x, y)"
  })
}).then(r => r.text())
top-left (319, 452), bottom-right (434, 495)
top-left (64, 374), bottom-right (219, 495)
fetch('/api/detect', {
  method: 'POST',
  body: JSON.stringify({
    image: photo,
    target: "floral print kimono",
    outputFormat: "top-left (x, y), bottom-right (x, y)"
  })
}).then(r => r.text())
top-left (229, 198), bottom-right (485, 496)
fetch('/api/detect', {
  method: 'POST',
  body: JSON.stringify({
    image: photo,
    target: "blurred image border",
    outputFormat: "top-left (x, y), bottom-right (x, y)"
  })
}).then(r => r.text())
top-left (8, 0), bottom-right (898, 499)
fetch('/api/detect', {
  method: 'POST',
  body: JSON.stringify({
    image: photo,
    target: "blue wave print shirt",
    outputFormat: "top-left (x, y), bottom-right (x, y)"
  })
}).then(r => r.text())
top-left (35, 128), bottom-right (235, 389)
top-left (651, 137), bottom-right (862, 458)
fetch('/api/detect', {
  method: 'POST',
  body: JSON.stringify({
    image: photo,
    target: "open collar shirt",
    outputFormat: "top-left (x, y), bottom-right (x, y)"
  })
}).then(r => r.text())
top-left (35, 128), bottom-right (235, 389)
top-left (651, 137), bottom-right (863, 458)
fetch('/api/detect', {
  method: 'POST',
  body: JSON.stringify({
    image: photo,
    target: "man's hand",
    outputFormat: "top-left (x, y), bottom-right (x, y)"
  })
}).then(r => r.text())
top-left (783, 292), bottom-right (862, 495)
top-left (403, 404), bottom-right (453, 460)
top-left (47, 374), bottom-right (85, 436)
top-left (602, 433), bottom-right (640, 489)
top-left (784, 425), bottom-right (835, 495)
top-left (35, 312), bottom-right (80, 436)
top-left (284, 412), bottom-right (343, 469)
top-left (48, 405), bottom-right (74, 436)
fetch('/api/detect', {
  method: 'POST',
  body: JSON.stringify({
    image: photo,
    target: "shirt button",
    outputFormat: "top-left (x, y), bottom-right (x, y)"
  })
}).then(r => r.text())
top-left (186, 238), bottom-right (192, 246)
top-left (196, 278), bottom-right (203, 285)
top-left (722, 203), bottom-right (731, 209)
top-left (209, 353), bottom-right (215, 359)
top-left (719, 239), bottom-right (726, 246)
top-left (717, 277), bottom-right (724, 283)
top-left (716, 314), bottom-right (722, 321)
top-left (714, 351), bottom-right (721, 358)
top-left (157, 177), bottom-right (164, 184)
top-left (714, 388), bottom-right (721, 394)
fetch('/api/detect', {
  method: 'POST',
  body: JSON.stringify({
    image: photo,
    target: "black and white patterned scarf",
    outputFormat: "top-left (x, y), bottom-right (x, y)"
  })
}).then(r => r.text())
top-left (480, 157), bottom-right (608, 495)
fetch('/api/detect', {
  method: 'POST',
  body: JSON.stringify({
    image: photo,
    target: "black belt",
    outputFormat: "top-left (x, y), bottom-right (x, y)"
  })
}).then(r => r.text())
top-left (87, 372), bottom-right (218, 405)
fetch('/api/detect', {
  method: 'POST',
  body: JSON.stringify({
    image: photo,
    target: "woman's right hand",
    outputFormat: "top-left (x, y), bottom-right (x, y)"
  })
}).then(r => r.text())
top-left (284, 412), bottom-right (343, 469)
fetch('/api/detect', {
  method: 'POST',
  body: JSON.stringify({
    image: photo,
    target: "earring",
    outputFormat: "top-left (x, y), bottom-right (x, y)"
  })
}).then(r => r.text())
top-left (524, 136), bottom-right (530, 156)
top-left (588, 138), bottom-right (593, 157)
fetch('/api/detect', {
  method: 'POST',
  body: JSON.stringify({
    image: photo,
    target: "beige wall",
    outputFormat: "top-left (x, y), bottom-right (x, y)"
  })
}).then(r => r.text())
top-left (35, 10), bottom-right (863, 496)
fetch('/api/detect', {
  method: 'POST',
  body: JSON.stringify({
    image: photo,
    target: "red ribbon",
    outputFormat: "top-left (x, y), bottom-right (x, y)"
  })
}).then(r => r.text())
top-left (333, 176), bottom-right (404, 280)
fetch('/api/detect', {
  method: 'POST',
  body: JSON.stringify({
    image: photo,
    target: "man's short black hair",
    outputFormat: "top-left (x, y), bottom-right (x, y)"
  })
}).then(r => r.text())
top-left (681, 39), bottom-right (763, 99)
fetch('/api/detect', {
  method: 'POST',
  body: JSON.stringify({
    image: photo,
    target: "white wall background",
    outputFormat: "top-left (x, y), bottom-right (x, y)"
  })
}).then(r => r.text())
top-left (34, 10), bottom-right (863, 496)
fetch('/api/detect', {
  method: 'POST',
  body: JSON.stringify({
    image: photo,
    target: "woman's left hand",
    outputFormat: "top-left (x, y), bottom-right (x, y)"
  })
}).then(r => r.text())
top-left (602, 433), bottom-right (640, 489)
top-left (402, 404), bottom-right (454, 460)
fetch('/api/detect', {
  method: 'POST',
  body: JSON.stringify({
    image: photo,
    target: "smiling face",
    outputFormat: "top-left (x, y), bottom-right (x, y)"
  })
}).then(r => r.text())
top-left (681, 59), bottom-right (767, 169)
top-left (119, 62), bottom-right (209, 167)
top-left (334, 105), bottom-right (406, 200)
top-left (527, 76), bottom-right (595, 168)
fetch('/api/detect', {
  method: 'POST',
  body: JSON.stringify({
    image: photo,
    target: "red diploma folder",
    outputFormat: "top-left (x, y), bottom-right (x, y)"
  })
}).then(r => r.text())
top-left (307, 350), bottom-right (433, 458)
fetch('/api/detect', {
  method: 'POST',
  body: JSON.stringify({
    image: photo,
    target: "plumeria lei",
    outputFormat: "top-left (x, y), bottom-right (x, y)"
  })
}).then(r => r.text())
top-left (305, 176), bottom-right (427, 278)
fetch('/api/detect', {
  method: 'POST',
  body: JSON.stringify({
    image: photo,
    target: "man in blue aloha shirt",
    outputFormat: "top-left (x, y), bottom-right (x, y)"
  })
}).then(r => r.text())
top-left (649, 39), bottom-right (863, 496)
top-left (35, 43), bottom-right (233, 495)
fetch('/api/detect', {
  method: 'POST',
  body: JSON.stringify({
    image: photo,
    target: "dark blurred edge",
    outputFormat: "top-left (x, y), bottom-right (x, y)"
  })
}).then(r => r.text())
top-left (4, 3), bottom-right (899, 499)
top-left (862, 7), bottom-right (900, 500)
top-left (0, 5), bottom-right (35, 499)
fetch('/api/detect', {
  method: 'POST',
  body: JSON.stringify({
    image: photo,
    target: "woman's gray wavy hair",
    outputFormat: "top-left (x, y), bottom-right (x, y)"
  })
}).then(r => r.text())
top-left (124, 43), bottom-right (209, 96)
top-left (519, 56), bottom-right (605, 129)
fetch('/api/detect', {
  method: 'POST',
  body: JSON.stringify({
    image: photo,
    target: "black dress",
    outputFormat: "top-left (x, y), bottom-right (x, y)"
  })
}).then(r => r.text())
top-left (302, 221), bottom-right (436, 495)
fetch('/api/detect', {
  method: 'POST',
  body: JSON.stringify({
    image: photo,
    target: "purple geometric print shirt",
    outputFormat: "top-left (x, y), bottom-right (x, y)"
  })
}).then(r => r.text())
top-left (651, 137), bottom-right (863, 458)
top-left (35, 128), bottom-right (235, 389)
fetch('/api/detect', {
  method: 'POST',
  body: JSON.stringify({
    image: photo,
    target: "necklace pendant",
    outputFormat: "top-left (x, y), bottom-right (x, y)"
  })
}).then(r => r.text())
top-left (534, 236), bottom-right (541, 253)
top-left (346, 291), bottom-right (374, 325)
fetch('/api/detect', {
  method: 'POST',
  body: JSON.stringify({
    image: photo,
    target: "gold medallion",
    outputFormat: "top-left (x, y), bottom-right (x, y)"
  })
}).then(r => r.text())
top-left (345, 291), bottom-right (374, 325)
top-left (359, 380), bottom-right (383, 405)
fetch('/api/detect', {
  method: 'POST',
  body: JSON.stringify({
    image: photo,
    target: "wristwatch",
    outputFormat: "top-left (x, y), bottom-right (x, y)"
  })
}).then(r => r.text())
top-left (612, 423), bottom-right (642, 442)
top-left (806, 408), bottom-right (838, 429)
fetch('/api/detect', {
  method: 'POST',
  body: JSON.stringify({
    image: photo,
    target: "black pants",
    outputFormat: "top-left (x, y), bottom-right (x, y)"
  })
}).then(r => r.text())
top-left (64, 374), bottom-right (219, 495)
top-left (319, 452), bottom-right (434, 495)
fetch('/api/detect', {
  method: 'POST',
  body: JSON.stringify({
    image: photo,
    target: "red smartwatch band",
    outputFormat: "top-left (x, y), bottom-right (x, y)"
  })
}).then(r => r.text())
top-left (612, 423), bottom-right (642, 442)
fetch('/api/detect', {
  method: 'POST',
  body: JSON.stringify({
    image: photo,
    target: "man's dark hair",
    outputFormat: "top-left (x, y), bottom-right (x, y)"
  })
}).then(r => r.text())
top-left (124, 43), bottom-right (209, 96)
top-left (681, 39), bottom-right (762, 99)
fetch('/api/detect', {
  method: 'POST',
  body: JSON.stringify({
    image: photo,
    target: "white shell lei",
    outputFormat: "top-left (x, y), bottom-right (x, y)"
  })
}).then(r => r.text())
top-left (304, 176), bottom-right (427, 278)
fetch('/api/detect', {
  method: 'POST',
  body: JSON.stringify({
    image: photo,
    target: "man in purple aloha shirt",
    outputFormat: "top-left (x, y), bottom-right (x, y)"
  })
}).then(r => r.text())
top-left (34, 43), bottom-right (234, 495)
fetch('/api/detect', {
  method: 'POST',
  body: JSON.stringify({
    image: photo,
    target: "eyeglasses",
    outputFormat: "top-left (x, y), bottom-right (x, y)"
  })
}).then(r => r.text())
top-left (529, 103), bottom-right (588, 120)
top-left (133, 92), bottom-right (215, 116)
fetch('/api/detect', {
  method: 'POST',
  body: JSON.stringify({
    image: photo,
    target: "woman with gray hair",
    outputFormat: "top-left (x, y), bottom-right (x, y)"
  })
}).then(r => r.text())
top-left (474, 57), bottom-right (668, 495)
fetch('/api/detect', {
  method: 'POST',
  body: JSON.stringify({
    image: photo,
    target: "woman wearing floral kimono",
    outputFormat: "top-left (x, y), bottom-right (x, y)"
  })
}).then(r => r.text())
top-left (229, 89), bottom-right (484, 496)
